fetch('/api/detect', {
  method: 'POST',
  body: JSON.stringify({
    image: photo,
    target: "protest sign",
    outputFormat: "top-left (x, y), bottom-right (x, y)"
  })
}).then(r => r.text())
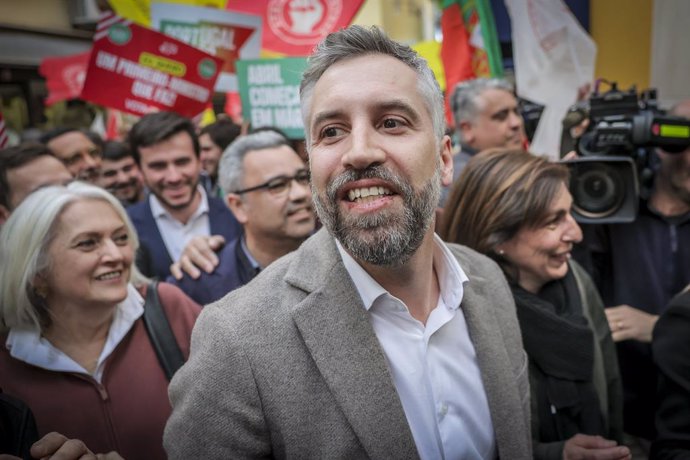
top-left (227, 0), bottom-right (365, 56)
top-left (237, 57), bottom-right (307, 139)
top-left (151, 3), bottom-right (261, 92)
top-left (40, 51), bottom-right (91, 106)
top-left (81, 13), bottom-right (222, 118)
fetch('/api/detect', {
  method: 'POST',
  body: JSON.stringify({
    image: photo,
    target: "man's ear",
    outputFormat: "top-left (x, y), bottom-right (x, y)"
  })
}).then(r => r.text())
top-left (0, 205), bottom-right (10, 226)
top-left (225, 193), bottom-right (249, 225)
top-left (439, 135), bottom-right (454, 187)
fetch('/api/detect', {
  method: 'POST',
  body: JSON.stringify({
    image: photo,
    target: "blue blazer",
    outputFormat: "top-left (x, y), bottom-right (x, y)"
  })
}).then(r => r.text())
top-left (127, 195), bottom-right (242, 280)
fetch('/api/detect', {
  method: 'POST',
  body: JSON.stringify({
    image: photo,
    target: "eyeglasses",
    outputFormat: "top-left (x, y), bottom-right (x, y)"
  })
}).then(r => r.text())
top-left (233, 169), bottom-right (310, 195)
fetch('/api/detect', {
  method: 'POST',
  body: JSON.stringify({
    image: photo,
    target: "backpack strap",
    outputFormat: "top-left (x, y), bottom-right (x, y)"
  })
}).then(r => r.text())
top-left (142, 281), bottom-right (185, 381)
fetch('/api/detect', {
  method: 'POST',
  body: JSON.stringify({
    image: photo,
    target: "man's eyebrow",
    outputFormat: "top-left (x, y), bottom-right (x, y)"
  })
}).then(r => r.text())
top-left (311, 99), bottom-right (422, 129)
top-left (376, 100), bottom-right (422, 124)
top-left (311, 110), bottom-right (346, 131)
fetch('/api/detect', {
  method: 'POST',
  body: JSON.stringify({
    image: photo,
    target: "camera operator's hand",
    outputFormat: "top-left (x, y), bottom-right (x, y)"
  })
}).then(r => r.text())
top-left (605, 305), bottom-right (659, 343)
top-left (563, 434), bottom-right (630, 460)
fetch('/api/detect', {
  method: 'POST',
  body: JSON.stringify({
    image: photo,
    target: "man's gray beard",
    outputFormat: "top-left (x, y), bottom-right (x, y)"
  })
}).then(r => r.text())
top-left (312, 164), bottom-right (441, 267)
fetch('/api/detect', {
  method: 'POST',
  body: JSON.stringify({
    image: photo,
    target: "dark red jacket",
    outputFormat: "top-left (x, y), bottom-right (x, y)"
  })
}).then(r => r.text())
top-left (0, 282), bottom-right (200, 460)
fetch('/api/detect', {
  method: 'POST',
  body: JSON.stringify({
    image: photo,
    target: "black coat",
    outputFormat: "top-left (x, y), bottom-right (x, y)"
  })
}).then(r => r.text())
top-left (651, 290), bottom-right (690, 459)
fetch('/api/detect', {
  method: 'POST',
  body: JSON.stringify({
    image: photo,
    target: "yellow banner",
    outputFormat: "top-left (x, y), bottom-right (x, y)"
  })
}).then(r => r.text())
top-left (108, 0), bottom-right (229, 27)
top-left (412, 40), bottom-right (446, 91)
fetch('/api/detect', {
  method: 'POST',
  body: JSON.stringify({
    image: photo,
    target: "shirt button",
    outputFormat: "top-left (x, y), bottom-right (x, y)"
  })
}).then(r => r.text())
top-left (439, 403), bottom-right (448, 417)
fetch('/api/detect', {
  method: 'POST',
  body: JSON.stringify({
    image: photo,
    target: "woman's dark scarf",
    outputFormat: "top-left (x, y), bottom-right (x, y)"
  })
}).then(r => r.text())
top-left (511, 267), bottom-right (605, 441)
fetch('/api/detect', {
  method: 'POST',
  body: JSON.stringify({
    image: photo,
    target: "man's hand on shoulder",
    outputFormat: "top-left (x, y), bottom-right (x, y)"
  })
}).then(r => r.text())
top-left (170, 235), bottom-right (225, 280)
top-left (605, 305), bottom-right (659, 343)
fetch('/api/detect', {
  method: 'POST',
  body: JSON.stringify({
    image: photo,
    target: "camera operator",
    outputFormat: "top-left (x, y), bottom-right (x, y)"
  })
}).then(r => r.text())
top-left (576, 99), bottom-right (690, 448)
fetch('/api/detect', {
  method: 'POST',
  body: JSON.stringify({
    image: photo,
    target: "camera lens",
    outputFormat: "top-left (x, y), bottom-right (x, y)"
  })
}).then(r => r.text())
top-left (571, 163), bottom-right (625, 218)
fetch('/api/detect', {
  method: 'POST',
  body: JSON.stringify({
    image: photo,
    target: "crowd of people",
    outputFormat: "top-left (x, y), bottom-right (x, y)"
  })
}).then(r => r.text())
top-left (0, 24), bottom-right (688, 460)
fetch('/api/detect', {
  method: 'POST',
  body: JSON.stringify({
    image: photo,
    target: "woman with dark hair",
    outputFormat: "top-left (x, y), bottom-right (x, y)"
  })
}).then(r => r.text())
top-left (0, 182), bottom-right (200, 460)
top-left (439, 148), bottom-right (629, 460)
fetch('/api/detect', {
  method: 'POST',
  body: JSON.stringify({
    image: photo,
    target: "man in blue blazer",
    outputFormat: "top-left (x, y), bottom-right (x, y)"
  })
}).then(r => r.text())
top-left (126, 112), bottom-right (241, 280)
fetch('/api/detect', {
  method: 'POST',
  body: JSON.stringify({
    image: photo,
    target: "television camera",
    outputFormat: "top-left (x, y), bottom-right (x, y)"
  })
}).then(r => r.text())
top-left (563, 82), bottom-right (690, 223)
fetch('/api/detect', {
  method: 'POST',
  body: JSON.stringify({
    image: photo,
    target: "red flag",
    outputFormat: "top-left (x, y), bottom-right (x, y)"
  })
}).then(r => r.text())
top-left (440, 0), bottom-right (504, 126)
top-left (227, 0), bottom-right (365, 56)
top-left (440, 3), bottom-right (474, 126)
top-left (39, 51), bottom-right (91, 106)
top-left (0, 112), bottom-right (8, 149)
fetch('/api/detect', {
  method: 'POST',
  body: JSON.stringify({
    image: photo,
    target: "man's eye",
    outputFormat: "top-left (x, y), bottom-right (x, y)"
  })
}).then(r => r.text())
top-left (382, 118), bottom-right (401, 129)
top-left (493, 110), bottom-right (509, 121)
top-left (267, 178), bottom-right (289, 191)
top-left (323, 127), bottom-right (340, 138)
top-left (65, 156), bottom-right (81, 166)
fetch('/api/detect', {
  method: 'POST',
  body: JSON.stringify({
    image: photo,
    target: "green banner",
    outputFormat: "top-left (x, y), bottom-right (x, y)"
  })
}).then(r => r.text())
top-left (236, 57), bottom-right (308, 140)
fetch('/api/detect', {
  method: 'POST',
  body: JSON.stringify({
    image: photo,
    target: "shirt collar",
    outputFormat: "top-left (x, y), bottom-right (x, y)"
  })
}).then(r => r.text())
top-left (6, 284), bottom-right (145, 382)
top-left (150, 185), bottom-right (209, 222)
top-left (240, 236), bottom-right (262, 270)
top-left (336, 234), bottom-right (469, 312)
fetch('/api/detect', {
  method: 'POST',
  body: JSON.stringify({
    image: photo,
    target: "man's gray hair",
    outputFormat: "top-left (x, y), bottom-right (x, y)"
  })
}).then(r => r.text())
top-left (299, 25), bottom-right (445, 149)
top-left (450, 77), bottom-right (515, 130)
top-left (218, 131), bottom-right (291, 194)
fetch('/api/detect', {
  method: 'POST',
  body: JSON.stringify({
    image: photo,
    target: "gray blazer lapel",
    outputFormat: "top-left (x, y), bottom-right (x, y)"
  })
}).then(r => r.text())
top-left (460, 269), bottom-right (529, 457)
top-left (286, 231), bottom-right (419, 459)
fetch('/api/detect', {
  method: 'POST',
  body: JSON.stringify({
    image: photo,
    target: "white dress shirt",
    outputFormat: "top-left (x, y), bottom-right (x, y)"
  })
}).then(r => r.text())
top-left (6, 284), bottom-right (144, 383)
top-left (337, 235), bottom-right (496, 460)
top-left (149, 185), bottom-right (211, 262)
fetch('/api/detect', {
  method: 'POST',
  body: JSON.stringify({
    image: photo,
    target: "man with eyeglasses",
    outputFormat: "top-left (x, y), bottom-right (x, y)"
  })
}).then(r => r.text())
top-left (169, 130), bottom-right (315, 305)
top-left (40, 127), bottom-right (103, 183)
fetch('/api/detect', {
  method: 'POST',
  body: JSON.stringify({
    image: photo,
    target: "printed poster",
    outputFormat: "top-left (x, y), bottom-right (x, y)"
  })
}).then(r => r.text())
top-left (151, 2), bottom-right (262, 92)
top-left (236, 57), bottom-right (307, 139)
top-left (81, 13), bottom-right (223, 117)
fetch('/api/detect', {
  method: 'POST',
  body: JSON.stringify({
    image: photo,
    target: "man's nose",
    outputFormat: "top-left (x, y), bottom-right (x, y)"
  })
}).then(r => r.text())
top-left (508, 111), bottom-right (523, 129)
top-left (342, 125), bottom-right (386, 170)
top-left (288, 177), bottom-right (310, 202)
top-left (165, 165), bottom-right (183, 182)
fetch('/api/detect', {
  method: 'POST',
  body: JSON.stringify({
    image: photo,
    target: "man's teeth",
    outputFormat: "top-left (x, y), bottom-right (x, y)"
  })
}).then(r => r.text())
top-left (96, 271), bottom-right (121, 281)
top-left (348, 186), bottom-right (392, 201)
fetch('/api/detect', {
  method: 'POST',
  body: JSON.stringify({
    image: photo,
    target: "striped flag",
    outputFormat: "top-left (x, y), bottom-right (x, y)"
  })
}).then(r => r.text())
top-left (0, 112), bottom-right (9, 149)
top-left (440, 0), bottom-right (503, 125)
top-left (94, 11), bottom-right (132, 41)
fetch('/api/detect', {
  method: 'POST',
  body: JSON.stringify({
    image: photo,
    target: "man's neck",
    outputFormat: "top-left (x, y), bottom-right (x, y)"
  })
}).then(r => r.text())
top-left (245, 232), bottom-right (305, 269)
top-left (649, 177), bottom-right (690, 216)
top-left (356, 230), bottom-right (440, 325)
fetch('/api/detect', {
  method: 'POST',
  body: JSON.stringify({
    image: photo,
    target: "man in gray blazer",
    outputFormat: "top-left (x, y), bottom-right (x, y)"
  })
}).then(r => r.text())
top-left (165, 25), bottom-right (531, 459)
